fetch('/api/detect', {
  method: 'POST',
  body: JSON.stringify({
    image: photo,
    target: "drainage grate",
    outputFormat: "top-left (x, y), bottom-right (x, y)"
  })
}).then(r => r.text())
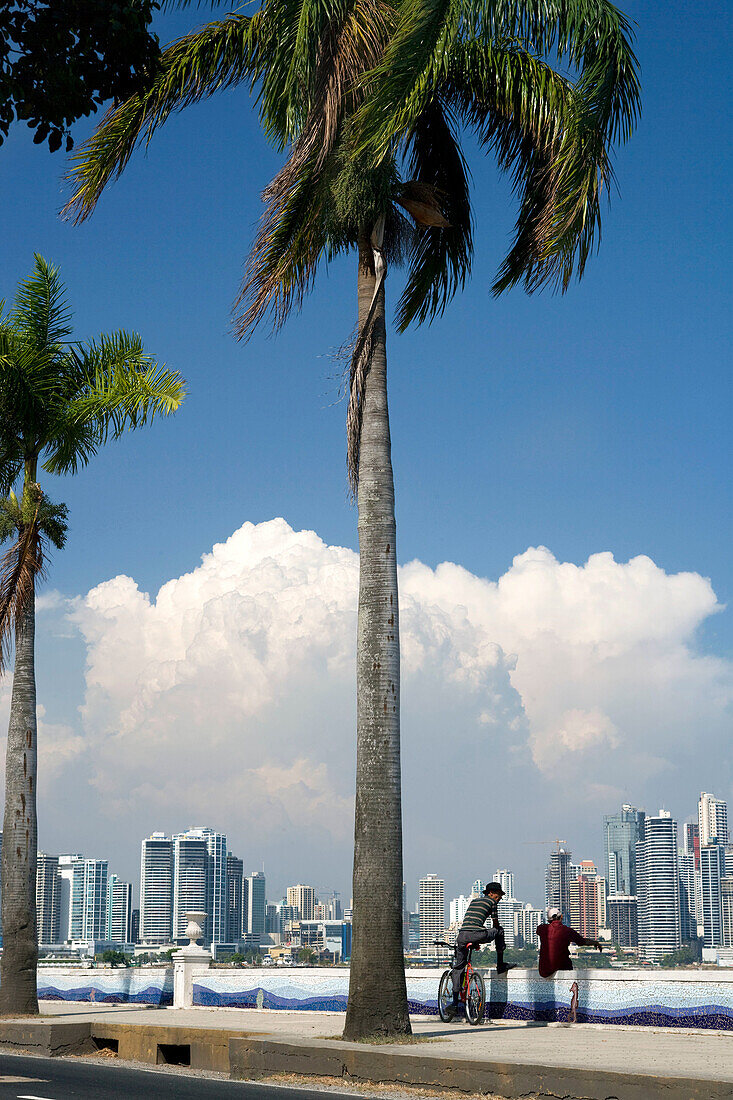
top-left (157, 1043), bottom-right (191, 1066)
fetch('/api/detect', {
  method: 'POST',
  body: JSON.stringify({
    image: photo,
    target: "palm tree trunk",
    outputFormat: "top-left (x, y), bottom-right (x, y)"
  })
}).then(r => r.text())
top-left (344, 238), bottom-right (411, 1040)
top-left (0, 572), bottom-right (39, 1014)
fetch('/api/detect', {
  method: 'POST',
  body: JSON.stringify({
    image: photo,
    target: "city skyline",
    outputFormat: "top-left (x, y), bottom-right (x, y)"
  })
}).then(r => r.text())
top-left (26, 787), bottom-right (732, 956)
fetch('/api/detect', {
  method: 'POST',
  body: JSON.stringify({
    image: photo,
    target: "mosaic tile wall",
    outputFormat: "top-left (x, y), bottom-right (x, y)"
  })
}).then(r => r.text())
top-left (37, 966), bottom-right (173, 1005)
top-left (32, 966), bottom-right (733, 1030)
top-left (192, 968), bottom-right (733, 1031)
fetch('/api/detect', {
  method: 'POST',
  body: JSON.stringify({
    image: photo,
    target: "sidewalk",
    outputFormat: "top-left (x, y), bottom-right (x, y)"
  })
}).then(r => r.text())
top-left (1, 1002), bottom-right (730, 1099)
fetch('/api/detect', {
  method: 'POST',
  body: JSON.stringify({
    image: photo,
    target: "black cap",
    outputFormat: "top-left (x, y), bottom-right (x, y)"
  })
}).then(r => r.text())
top-left (484, 881), bottom-right (505, 896)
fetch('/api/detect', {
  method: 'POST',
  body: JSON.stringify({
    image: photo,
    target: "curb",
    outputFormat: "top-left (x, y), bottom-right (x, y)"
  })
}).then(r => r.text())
top-left (229, 1035), bottom-right (733, 1100)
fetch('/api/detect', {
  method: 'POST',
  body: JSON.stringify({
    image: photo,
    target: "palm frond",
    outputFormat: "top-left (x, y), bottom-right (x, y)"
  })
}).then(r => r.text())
top-left (9, 255), bottom-right (73, 352)
top-left (395, 99), bottom-right (472, 329)
top-left (43, 334), bottom-right (186, 474)
top-left (63, 13), bottom-right (261, 222)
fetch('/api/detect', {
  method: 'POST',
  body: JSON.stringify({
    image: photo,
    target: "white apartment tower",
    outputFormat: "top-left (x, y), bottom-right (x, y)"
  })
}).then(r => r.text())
top-left (419, 874), bottom-right (445, 950)
top-left (700, 843), bottom-right (725, 948)
top-left (57, 854), bottom-right (83, 942)
top-left (140, 833), bottom-right (174, 945)
top-left (636, 811), bottom-right (681, 961)
top-left (71, 859), bottom-right (108, 940)
top-left (246, 871), bottom-right (266, 937)
top-left (494, 870), bottom-right (515, 898)
top-left (286, 884), bottom-right (315, 922)
top-left (172, 828), bottom-right (228, 945)
top-left (107, 875), bottom-right (133, 943)
top-left (699, 793), bottom-right (729, 847)
top-left (449, 895), bottom-right (471, 927)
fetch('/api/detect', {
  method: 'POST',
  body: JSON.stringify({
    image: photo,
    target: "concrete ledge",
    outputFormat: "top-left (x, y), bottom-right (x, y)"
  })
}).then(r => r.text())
top-left (90, 1021), bottom-right (261, 1072)
top-left (229, 1035), bottom-right (733, 1100)
top-left (0, 1019), bottom-right (94, 1057)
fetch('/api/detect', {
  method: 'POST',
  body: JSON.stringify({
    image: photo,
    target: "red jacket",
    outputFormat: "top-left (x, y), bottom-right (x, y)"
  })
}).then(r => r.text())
top-left (537, 921), bottom-right (595, 978)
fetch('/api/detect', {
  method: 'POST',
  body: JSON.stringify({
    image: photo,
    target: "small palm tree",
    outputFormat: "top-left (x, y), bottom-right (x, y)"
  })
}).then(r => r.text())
top-left (65, 0), bottom-right (639, 1039)
top-left (0, 255), bottom-right (185, 1013)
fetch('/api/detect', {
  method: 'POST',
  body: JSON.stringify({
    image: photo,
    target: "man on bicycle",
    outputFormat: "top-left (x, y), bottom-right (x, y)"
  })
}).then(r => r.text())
top-left (451, 882), bottom-right (515, 1011)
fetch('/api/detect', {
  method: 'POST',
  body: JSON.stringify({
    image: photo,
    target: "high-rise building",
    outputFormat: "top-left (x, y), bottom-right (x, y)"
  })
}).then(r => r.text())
top-left (36, 853), bottom-right (60, 944)
top-left (172, 828), bottom-right (228, 945)
top-left (494, 870), bottom-right (514, 898)
top-left (545, 848), bottom-right (572, 923)
top-left (449, 895), bottom-right (471, 927)
top-left (247, 871), bottom-right (266, 938)
top-left (604, 805), bottom-right (645, 896)
top-left (472, 880), bottom-right (484, 897)
top-left (721, 877), bottom-right (733, 948)
top-left (726, 846), bottom-right (733, 877)
top-left (700, 843), bottom-right (725, 948)
top-left (226, 855), bottom-right (244, 941)
top-left (515, 905), bottom-right (543, 947)
top-left (131, 909), bottom-right (140, 944)
top-left (569, 861), bottom-right (606, 939)
top-left (699, 793), bottom-right (729, 847)
top-left (107, 876), bottom-right (133, 943)
top-left (286, 884), bottom-right (315, 922)
top-left (418, 874), bottom-right (444, 951)
top-left (57, 854), bottom-right (83, 942)
top-left (71, 859), bottom-right (108, 940)
top-left (678, 852), bottom-right (699, 942)
top-left (636, 811), bottom-right (681, 961)
top-left (684, 822), bottom-right (701, 871)
top-left (140, 833), bottom-right (174, 945)
top-left (608, 896), bottom-right (638, 947)
top-left (265, 903), bottom-right (280, 936)
top-left (496, 896), bottom-right (521, 946)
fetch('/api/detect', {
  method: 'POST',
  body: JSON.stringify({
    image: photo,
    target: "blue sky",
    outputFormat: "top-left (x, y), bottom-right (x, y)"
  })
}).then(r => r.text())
top-left (0, 0), bottom-right (731, 907)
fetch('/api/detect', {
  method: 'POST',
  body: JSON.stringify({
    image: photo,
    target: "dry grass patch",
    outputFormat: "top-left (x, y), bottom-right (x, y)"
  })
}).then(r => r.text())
top-left (264, 1072), bottom-right (536, 1099)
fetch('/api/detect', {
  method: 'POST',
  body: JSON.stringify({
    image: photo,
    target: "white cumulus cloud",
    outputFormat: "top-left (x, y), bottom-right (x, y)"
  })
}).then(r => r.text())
top-left (3, 517), bottom-right (730, 901)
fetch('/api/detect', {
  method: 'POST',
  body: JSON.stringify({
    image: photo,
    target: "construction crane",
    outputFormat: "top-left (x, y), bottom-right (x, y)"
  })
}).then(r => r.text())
top-left (522, 839), bottom-right (568, 852)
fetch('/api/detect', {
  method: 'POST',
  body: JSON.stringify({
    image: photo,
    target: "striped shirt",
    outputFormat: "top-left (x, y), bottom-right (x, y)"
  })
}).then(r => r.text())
top-left (461, 895), bottom-right (498, 930)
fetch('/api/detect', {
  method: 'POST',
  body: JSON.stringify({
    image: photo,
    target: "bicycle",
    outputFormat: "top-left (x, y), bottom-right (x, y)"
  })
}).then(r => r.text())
top-left (434, 939), bottom-right (485, 1025)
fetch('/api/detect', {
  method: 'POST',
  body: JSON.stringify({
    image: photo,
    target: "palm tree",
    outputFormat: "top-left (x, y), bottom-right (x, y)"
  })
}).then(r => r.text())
top-left (64, 0), bottom-right (639, 1039)
top-left (0, 255), bottom-right (185, 1013)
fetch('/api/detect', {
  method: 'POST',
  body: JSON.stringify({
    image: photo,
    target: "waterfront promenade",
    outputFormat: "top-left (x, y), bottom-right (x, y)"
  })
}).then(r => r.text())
top-left (0, 1001), bottom-right (730, 1099)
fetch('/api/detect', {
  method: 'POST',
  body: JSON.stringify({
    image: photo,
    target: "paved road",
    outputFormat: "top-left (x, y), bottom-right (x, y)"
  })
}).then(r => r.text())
top-left (0, 1054), bottom-right (350, 1100)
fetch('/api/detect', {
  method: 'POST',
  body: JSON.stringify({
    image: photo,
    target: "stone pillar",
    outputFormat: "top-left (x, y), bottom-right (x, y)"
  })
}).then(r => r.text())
top-left (172, 910), bottom-right (212, 1009)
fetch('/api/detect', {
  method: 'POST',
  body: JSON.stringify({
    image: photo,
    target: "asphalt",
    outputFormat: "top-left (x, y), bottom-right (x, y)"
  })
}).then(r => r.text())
top-left (0, 1052), bottom-right (359, 1100)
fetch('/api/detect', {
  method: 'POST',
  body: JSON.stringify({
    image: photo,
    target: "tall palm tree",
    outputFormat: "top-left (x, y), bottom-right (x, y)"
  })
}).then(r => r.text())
top-left (65, 0), bottom-right (639, 1039)
top-left (0, 255), bottom-right (185, 1014)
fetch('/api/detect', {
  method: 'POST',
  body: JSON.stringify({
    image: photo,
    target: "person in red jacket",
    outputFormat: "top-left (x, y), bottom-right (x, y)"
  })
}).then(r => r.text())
top-left (536, 908), bottom-right (602, 978)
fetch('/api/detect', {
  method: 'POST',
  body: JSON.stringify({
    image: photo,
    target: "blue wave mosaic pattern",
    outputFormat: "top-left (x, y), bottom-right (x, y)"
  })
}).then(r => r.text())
top-left (192, 968), bottom-right (733, 1031)
top-left (37, 967), bottom-right (173, 1005)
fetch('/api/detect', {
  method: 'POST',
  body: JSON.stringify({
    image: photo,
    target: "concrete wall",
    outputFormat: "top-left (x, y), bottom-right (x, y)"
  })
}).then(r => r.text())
top-left (34, 965), bottom-right (733, 1030)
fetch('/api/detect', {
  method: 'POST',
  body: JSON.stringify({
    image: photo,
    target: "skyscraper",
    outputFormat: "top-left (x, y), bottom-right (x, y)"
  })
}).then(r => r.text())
top-left (449, 895), bottom-right (471, 926)
top-left (286, 884), bottom-right (315, 922)
top-left (678, 851), bottom-right (698, 942)
top-left (608, 896), bottom-right (638, 947)
top-left (247, 871), bottom-right (266, 938)
top-left (107, 876), bottom-right (133, 943)
top-left (140, 833), bottom-right (174, 945)
top-left (699, 792), bottom-right (729, 847)
top-left (57, 854), bottom-right (83, 942)
top-left (684, 822), bottom-right (700, 871)
top-left (604, 805), bottom-right (645, 895)
top-left (636, 811), bottom-right (681, 961)
top-left (173, 828), bottom-right (228, 945)
top-left (569, 861), bottom-right (606, 939)
top-left (515, 905), bottom-right (543, 947)
top-left (419, 874), bottom-right (444, 951)
top-left (545, 848), bottom-right (572, 923)
top-left (226, 854), bottom-right (244, 941)
top-left (71, 859), bottom-right (109, 940)
top-left (700, 843), bottom-right (725, 948)
top-left (36, 853), bottom-right (60, 944)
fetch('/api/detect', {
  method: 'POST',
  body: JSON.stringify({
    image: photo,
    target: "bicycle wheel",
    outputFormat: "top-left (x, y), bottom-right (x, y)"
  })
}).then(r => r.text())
top-left (438, 969), bottom-right (455, 1021)
top-left (465, 971), bottom-right (485, 1025)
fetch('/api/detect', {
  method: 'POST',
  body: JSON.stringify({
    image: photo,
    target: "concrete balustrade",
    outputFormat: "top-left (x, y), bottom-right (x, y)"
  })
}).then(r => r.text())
top-left (34, 965), bottom-right (733, 1031)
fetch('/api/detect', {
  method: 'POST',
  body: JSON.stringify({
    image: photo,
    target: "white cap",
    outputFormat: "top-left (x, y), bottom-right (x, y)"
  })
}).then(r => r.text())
top-left (547, 907), bottom-right (562, 920)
